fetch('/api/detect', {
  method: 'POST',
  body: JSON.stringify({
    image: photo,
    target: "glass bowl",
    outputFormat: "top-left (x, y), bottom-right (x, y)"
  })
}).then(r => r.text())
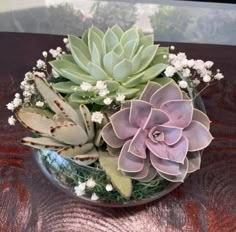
top-left (34, 94), bottom-right (206, 207)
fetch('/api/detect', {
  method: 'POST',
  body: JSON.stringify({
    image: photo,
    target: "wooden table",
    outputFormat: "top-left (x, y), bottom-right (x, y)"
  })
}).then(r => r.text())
top-left (0, 32), bottom-right (236, 232)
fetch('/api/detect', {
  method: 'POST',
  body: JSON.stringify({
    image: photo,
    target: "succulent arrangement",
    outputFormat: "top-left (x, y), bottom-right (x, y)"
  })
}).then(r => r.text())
top-left (7, 25), bottom-right (223, 203)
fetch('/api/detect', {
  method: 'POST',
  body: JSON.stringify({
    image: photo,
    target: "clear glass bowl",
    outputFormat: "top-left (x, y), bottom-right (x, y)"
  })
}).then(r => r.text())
top-left (34, 94), bottom-right (206, 207)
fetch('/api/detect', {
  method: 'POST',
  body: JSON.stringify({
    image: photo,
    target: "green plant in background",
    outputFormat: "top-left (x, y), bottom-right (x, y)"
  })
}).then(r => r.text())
top-left (50, 25), bottom-right (169, 105)
top-left (91, 2), bottom-right (136, 31)
top-left (150, 6), bottom-right (192, 41)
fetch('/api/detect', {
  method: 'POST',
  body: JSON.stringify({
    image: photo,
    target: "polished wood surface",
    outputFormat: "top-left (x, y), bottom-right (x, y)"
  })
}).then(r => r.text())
top-left (0, 32), bottom-right (236, 232)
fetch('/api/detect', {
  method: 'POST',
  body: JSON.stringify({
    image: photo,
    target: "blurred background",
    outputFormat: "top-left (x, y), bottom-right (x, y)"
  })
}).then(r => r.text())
top-left (0, 0), bottom-right (236, 45)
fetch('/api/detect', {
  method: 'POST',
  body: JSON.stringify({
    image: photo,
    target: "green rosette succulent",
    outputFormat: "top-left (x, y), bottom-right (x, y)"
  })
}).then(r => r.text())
top-left (50, 25), bottom-right (169, 105)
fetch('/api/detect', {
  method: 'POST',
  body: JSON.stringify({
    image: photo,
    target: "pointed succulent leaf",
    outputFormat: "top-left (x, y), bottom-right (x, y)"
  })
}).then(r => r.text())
top-left (111, 24), bottom-right (124, 39)
top-left (87, 62), bottom-right (108, 80)
top-left (99, 150), bottom-right (132, 199)
top-left (70, 45), bottom-right (90, 73)
top-left (34, 76), bottom-right (82, 125)
top-left (21, 137), bottom-right (65, 150)
top-left (131, 45), bottom-right (144, 73)
top-left (103, 50), bottom-right (123, 76)
top-left (79, 104), bottom-right (95, 141)
top-left (68, 93), bottom-right (91, 104)
top-left (139, 35), bottom-right (154, 47)
top-left (91, 42), bottom-right (101, 67)
top-left (141, 63), bottom-right (167, 83)
top-left (120, 28), bottom-right (139, 48)
top-left (123, 39), bottom-right (138, 59)
top-left (74, 148), bottom-right (99, 166)
top-left (118, 86), bottom-right (140, 98)
top-left (60, 54), bottom-right (76, 63)
top-left (113, 59), bottom-right (132, 81)
top-left (16, 108), bottom-right (55, 136)
top-left (58, 143), bottom-right (94, 157)
top-left (113, 44), bottom-right (124, 56)
top-left (68, 35), bottom-right (90, 59)
top-left (102, 28), bottom-right (119, 54)
top-left (82, 29), bottom-right (89, 45)
top-left (61, 69), bottom-right (95, 84)
top-left (104, 80), bottom-right (120, 92)
top-left (153, 77), bottom-right (173, 86)
top-left (88, 29), bottom-right (102, 56)
top-left (90, 26), bottom-right (104, 39)
top-left (50, 123), bottom-right (88, 145)
top-left (122, 72), bottom-right (144, 88)
top-left (135, 45), bottom-right (159, 73)
top-left (137, 28), bottom-right (144, 38)
top-left (52, 82), bottom-right (75, 94)
top-left (94, 128), bottom-right (104, 147)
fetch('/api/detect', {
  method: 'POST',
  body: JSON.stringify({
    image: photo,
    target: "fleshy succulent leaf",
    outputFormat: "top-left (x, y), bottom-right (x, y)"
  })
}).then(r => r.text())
top-left (113, 59), bottom-right (132, 81)
top-left (52, 82), bottom-right (75, 94)
top-left (34, 76), bottom-right (82, 125)
top-left (102, 28), bottom-right (119, 54)
top-left (58, 143), bottom-right (94, 157)
top-left (111, 24), bottom-right (124, 39)
top-left (87, 62), bottom-right (108, 80)
top-left (99, 150), bottom-right (132, 199)
top-left (103, 51), bottom-right (123, 76)
top-left (16, 108), bottom-right (55, 136)
top-left (74, 148), bottom-right (99, 166)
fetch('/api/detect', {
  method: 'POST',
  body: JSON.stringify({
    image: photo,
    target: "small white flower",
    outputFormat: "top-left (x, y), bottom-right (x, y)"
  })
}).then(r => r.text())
top-left (192, 78), bottom-right (200, 86)
top-left (52, 69), bottom-right (60, 78)
top-left (194, 59), bottom-right (205, 71)
top-left (62, 51), bottom-right (66, 55)
top-left (74, 185), bottom-right (85, 196)
top-left (163, 54), bottom-right (167, 59)
top-left (116, 93), bottom-right (125, 103)
top-left (36, 59), bottom-right (46, 69)
top-left (204, 61), bottom-right (214, 69)
top-left (15, 93), bottom-right (20, 98)
top-left (103, 97), bottom-right (112, 105)
top-left (77, 182), bottom-right (86, 191)
top-left (105, 184), bottom-right (113, 192)
top-left (86, 178), bottom-right (96, 188)
top-left (170, 45), bottom-right (175, 50)
top-left (182, 68), bottom-right (191, 78)
top-left (13, 97), bottom-right (22, 107)
top-left (173, 61), bottom-right (183, 71)
top-left (91, 112), bottom-right (104, 124)
top-left (24, 72), bottom-right (33, 81)
top-left (187, 59), bottom-right (195, 68)
top-left (36, 101), bottom-right (44, 107)
top-left (91, 193), bottom-right (99, 201)
top-left (56, 47), bottom-right (62, 52)
top-left (95, 81), bottom-right (106, 90)
top-left (178, 80), bottom-right (188, 89)
top-left (98, 88), bottom-right (109, 97)
top-left (63, 38), bottom-right (68, 43)
top-left (80, 82), bottom-right (93, 91)
top-left (214, 73), bottom-right (224, 80)
top-left (164, 66), bottom-right (176, 77)
top-left (34, 71), bottom-right (46, 78)
top-left (217, 69), bottom-right (220, 73)
top-left (203, 75), bottom-right (211, 83)
top-left (8, 116), bottom-right (16, 126)
top-left (6, 102), bottom-right (15, 111)
top-left (42, 51), bottom-right (48, 58)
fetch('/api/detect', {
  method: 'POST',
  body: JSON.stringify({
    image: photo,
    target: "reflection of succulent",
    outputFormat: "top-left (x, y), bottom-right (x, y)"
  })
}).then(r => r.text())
top-left (16, 76), bottom-right (100, 165)
top-left (102, 81), bottom-right (213, 182)
top-left (50, 25), bottom-right (168, 104)
top-left (150, 6), bottom-right (192, 42)
top-left (91, 2), bottom-right (136, 31)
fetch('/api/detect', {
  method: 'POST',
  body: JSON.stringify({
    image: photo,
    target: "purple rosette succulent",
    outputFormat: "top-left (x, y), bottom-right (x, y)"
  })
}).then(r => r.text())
top-left (102, 81), bottom-right (213, 182)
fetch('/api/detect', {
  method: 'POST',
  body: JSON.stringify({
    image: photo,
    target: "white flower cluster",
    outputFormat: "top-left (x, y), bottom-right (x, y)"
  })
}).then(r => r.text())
top-left (63, 37), bottom-right (70, 51)
top-left (164, 50), bottom-right (224, 89)
top-left (49, 47), bottom-right (64, 58)
top-left (79, 81), bottom-right (126, 105)
top-left (74, 178), bottom-right (113, 200)
top-left (20, 72), bottom-right (37, 102)
top-left (36, 59), bottom-right (46, 69)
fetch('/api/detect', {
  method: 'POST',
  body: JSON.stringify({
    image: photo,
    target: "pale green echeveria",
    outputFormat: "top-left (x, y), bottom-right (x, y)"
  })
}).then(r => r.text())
top-left (16, 76), bottom-right (103, 166)
top-left (50, 25), bottom-right (169, 105)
